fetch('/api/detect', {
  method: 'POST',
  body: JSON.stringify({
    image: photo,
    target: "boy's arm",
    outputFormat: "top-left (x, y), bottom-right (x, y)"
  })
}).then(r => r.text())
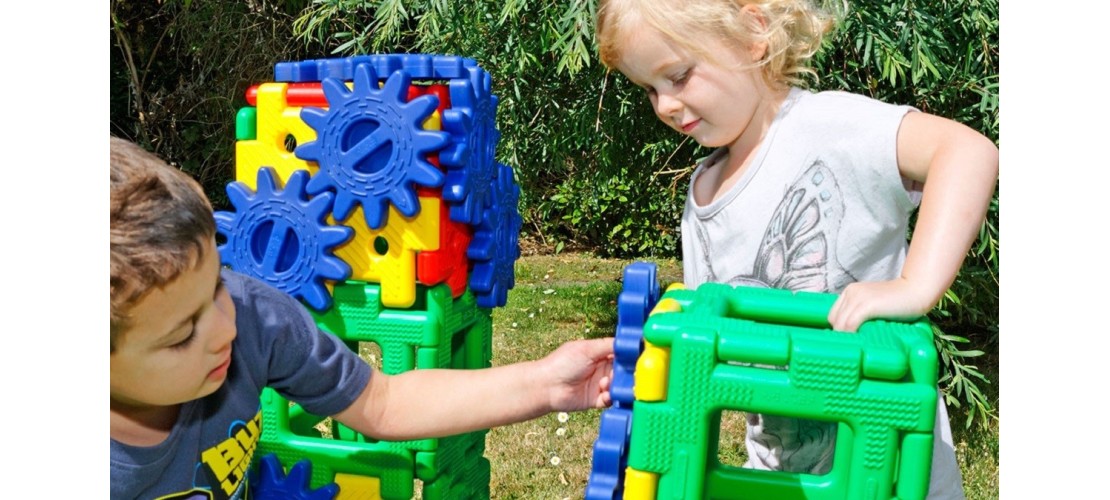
top-left (828, 111), bottom-right (999, 332)
top-left (332, 337), bottom-right (614, 441)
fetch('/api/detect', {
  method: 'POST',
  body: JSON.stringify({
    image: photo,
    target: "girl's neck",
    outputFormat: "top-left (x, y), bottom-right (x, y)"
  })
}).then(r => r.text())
top-left (724, 87), bottom-right (790, 178)
top-left (110, 399), bottom-right (181, 447)
top-left (710, 86), bottom-right (790, 197)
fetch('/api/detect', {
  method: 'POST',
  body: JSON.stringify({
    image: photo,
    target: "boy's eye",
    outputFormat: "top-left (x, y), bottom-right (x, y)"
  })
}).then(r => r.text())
top-left (670, 69), bottom-right (690, 85)
top-left (169, 328), bottom-right (197, 350)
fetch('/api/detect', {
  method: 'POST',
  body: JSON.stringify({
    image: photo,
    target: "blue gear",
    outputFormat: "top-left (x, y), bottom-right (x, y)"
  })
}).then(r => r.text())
top-left (585, 262), bottom-right (660, 500)
top-left (440, 65), bottom-right (501, 226)
top-left (466, 163), bottom-right (521, 308)
top-left (611, 262), bottom-right (661, 407)
top-left (296, 64), bottom-right (447, 230)
top-left (250, 454), bottom-right (339, 499)
top-left (585, 407), bottom-right (633, 500)
top-left (214, 168), bottom-right (353, 311)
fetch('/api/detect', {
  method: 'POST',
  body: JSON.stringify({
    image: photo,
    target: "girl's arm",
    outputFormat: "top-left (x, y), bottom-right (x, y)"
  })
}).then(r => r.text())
top-left (828, 111), bottom-right (999, 332)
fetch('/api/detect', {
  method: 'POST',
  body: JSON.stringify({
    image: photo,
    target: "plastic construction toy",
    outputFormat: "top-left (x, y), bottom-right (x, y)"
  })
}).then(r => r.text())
top-left (230, 53), bottom-right (518, 313)
top-left (226, 53), bottom-right (520, 499)
top-left (588, 262), bottom-right (940, 500)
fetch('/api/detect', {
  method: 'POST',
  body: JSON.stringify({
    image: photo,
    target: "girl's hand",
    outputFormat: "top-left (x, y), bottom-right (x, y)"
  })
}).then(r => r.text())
top-left (827, 279), bottom-right (934, 332)
top-left (541, 337), bottom-right (615, 412)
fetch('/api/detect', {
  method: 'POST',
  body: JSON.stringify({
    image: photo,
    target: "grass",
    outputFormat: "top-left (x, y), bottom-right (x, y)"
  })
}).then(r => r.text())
top-left (483, 253), bottom-right (999, 499)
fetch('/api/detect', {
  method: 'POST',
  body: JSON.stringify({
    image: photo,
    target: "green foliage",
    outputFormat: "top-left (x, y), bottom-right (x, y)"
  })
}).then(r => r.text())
top-left (110, 0), bottom-right (316, 209)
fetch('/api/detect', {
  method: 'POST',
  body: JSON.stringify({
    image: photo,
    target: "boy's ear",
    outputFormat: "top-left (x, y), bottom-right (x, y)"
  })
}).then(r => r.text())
top-left (740, 3), bottom-right (770, 62)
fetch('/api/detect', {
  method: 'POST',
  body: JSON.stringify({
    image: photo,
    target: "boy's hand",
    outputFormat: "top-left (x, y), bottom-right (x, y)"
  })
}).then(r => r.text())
top-left (541, 337), bottom-right (615, 412)
top-left (827, 279), bottom-right (934, 332)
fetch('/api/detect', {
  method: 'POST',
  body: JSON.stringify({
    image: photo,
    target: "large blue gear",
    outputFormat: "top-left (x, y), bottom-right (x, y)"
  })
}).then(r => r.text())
top-left (296, 64), bottom-right (447, 230)
top-left (440, 65), bottom-right (501, 226)
top-left (585, 262), bottom-right (660, 500)
top-left (466, 163), bottom-right (521, 309)
top-left (250, 454), bottom-right (339, 499)
top-left (214, 168), bottom-right (353, 311)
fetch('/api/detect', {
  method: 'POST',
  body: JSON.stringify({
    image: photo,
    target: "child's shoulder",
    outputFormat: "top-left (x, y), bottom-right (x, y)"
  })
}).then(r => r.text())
top-left (781, 87), bottom-right (915, 135)
top-left (220, 269), bottom-right (314, 331)
top-left (791, 88), bottom-right (913, 117)
top-left (221, 268), bottom-right (289, 303)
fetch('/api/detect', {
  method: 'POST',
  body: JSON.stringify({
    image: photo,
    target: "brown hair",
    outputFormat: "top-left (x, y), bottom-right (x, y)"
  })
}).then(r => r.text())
top-left (597, 0), bottom-right (840, 91)
top-left (110, 136), bottom-right (216, 349)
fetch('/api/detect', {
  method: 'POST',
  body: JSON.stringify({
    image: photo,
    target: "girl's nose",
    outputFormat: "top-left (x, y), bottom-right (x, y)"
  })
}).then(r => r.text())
top-left (654, 92), bottom-right (682, 117)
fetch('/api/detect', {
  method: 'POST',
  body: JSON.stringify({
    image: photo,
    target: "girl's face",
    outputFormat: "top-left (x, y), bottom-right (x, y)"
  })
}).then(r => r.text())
top-left (615, 19), bottom-right (775, 151)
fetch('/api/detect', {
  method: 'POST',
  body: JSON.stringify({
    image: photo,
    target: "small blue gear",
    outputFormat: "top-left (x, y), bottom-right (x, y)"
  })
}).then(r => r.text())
top-left (296, 64), bottom-right (447, 230)
top-left (250, 454), bottom-right (339, 499)
top-left (466, 163), bottom-right (521, 308)
top-left (214, 168), bottom-right (353, 311)
top-left (440, 66), bottom-right (501, 226)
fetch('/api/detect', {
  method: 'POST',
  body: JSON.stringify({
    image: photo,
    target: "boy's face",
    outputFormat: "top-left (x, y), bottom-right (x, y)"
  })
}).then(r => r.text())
top-left (111, 237), bottom-right (237, 410)
top-left (615, 18), bottom-right (772, 150)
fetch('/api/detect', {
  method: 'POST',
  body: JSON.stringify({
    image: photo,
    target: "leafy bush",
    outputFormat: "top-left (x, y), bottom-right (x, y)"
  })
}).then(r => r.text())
top-left (110, 0), bottom-right (316, 208)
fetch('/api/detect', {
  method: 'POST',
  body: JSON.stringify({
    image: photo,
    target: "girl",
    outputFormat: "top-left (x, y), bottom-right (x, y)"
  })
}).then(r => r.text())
top-left (595, 1), bottom-right (997, 498)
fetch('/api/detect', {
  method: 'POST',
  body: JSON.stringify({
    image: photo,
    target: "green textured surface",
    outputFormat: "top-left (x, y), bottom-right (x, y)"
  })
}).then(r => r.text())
top-left (312, 281), bottom-right (486, 375)
top-left (255, 281), bottom-right (494, 498)
top-left (628, 283), bottom-right (937, 500)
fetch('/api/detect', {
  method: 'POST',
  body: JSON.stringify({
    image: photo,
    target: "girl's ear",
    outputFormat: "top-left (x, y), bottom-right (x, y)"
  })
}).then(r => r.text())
top-left (740, 3), bottom-right (769, 62)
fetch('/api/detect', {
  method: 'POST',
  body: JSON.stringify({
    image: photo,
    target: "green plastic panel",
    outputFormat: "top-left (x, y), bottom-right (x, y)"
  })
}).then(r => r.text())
top-left (628, 283), bottom-right (937, 500)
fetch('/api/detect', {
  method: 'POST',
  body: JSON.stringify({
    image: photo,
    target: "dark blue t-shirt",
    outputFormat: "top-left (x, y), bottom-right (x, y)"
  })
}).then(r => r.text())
top-left (110, 270), bottom-right (371, 499)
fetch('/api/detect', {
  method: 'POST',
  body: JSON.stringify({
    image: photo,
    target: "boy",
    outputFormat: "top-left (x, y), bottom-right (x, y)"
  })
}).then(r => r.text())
top-left (109, 136), bottom-right (615, 498)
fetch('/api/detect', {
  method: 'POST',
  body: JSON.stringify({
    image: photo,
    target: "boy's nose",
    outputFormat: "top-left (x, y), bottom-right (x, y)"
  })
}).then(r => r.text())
top-left (208, 292), bottom-right (237, 352)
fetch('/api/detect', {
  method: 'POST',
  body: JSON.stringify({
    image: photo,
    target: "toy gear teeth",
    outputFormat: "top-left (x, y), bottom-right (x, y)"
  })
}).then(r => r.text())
top-left (214, 168), bottom-right (353, 311)
top-left (250, 454), bottom-right (339, 499)
top-left (440, 66), bottom-right (501, 226)
top-left (296, 64), bottom-right (448, 230)
top-left (467, 163), bottom-right (521, 309)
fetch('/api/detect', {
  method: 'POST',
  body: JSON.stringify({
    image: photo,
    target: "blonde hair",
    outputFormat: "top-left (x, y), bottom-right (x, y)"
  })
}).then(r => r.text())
top-left (596, 0), bottom-right (841, 90)
top-left (110, 136), bottom-right (216, 349)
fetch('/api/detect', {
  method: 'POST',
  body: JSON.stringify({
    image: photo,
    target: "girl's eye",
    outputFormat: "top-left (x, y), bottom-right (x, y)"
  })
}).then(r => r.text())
top-left (169, 329), bottom-right (197, 350)
top-left (671, 70), bottom-right (690, 85)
